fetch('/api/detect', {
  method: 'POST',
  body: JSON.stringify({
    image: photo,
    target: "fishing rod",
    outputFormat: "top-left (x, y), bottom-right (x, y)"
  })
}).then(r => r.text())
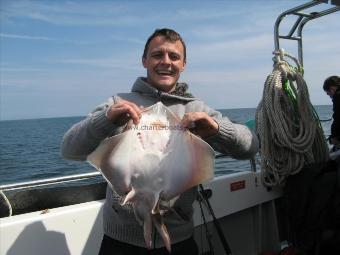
top-left (197, 193), bottom-right (215, 255)
top-left (199, 184), bottom-right (233, 255)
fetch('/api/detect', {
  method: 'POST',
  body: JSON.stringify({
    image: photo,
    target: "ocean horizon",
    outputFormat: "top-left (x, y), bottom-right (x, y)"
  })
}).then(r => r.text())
top-left (0, 105), bottom-right (333, 186)
top-left (0, 104), bottom-right (332, 122)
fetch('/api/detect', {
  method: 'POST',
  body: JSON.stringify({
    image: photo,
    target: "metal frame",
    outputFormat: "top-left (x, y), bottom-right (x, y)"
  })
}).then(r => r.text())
top-left (274, 0), bottom-right (340, 67)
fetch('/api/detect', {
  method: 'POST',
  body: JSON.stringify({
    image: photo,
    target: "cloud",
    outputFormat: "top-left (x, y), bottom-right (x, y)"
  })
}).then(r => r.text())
top-left (1, 0), bottom-right (147, 26)
top-left (0, 63), bottom-right (47, 72)
top-left (109, 35), bottom-right (145, 45)
top-left (187, 33), bottom-right (274, 69)
top-left (58, 57), bottom-right (141, 71)
top-left (0, 33), bottom-right (55, 41)
top-left (0, 32), bottom-right (92, 45)
top-left (0, 0), bottom-right (288, 28)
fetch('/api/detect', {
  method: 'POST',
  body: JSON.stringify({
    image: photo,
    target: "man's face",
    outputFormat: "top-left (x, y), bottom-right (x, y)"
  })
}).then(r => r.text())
top-left (142, 36), bottom-right (186, 93)
top-left (325, 86), bottom-right (337, 99)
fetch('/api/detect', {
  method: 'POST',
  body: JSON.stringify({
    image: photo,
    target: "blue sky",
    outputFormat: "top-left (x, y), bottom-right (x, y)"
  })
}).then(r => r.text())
top-left (1, 0), bottom-right (339, 120)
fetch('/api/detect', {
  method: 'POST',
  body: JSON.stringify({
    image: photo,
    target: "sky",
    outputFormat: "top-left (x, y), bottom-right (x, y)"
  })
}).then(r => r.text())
top-left (1, 0), bottom-right (339, 120)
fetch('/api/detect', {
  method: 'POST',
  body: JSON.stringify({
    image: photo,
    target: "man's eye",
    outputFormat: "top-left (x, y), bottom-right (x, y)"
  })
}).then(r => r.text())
top-left (152, 53), bottom-right (162, 59)
top-left (170, 54), bottom-right (180, 60)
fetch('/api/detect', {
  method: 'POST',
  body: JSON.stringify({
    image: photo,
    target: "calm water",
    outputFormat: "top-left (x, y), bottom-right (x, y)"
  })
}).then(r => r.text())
top-left (0, 106), bottom-right (332, 185)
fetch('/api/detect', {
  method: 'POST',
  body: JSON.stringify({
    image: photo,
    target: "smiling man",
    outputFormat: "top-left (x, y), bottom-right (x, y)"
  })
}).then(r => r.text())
top-left (142, 31), bottom-right (186, 93)
top-left (61, 28), bottom-right (258, 255)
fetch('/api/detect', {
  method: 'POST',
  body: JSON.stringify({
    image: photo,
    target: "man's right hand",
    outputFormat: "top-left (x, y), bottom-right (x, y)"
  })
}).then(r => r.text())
top-left (106, 99), bottom-right (142, 126)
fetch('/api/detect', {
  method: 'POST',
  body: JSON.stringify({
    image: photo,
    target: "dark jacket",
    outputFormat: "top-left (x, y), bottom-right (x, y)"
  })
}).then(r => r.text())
top-left (331, 88), bottom-right (340, 141)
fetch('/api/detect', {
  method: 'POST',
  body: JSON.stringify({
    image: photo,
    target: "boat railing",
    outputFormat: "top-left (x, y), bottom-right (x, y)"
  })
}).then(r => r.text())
top-left (0, 172), bottom-right (102, 192)
top-left (1, 154), bottom-right (248, 217)
top-left (274, 0), bottom-right (340, 67)
top-left (0, 154), bottom-right (239, 192)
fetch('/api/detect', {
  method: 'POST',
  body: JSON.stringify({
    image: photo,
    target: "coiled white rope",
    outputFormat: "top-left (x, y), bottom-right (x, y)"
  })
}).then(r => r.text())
top-left (255, 50), bottom-right (329, 186)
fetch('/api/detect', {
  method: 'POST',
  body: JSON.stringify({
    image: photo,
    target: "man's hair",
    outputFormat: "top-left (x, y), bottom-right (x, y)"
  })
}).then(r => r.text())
top-left (323, 76), bottom-right (340, 91)
top-left (142, 28), bottom-right (186, 61)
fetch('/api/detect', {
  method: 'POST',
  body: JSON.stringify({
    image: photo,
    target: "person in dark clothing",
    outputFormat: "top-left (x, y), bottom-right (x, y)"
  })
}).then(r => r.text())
top-left (323, 75), bottom-right (340, 151)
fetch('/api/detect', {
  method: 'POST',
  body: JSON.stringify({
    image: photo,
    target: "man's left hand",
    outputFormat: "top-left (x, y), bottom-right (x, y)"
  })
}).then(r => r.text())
top-left (181, 112), bottom-right (219, 138)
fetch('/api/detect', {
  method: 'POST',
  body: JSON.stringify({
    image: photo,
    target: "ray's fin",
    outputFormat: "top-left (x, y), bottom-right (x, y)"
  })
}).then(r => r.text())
top-left (152, 213), bottom-right (171, 252)
top-left (122, 188), bottom-right (136, 205)
top-left (143, 214), bottom-right (153, 249)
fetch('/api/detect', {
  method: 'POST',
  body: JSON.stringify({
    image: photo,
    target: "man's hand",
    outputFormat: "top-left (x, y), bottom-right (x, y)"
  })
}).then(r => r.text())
top-left (181, 112), bottom-right (219, 138)
top-left (330, 137), bottom-right (340, 146)
top-left (106, 99), bottom-right (142, 126)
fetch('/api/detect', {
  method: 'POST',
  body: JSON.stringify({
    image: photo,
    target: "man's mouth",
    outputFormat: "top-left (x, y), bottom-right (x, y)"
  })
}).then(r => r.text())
top-left (156, 70), bottom-right (175, 76)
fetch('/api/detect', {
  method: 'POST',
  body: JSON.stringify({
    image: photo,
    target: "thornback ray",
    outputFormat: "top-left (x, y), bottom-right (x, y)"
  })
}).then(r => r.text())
top-left (87, 102), bottom-right (215, 251)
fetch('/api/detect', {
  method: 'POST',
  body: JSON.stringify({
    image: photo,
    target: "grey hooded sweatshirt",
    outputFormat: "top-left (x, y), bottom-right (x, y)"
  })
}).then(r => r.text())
top-left (61, 77), bottom-right (258, 248)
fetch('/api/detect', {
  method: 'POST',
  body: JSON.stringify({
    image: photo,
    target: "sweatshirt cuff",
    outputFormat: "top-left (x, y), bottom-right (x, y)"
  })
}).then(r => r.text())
top-left (205, 118), bottom-right (236, 144)
top-left (91, 109), bottom-right (117, 135)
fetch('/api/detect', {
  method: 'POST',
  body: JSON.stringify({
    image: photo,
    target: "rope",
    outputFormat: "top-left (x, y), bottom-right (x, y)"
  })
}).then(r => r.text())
top-left (255, 50), bottom-right (329, 186)
top-left (0, 190), bottom-right (13, 217)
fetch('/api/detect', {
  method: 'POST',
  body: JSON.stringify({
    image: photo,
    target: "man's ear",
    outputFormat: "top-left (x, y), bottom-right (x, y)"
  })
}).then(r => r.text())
top-left (181, 60), bottom-right (186, 72)
top-left (142, 57), bottom-right (147, 68)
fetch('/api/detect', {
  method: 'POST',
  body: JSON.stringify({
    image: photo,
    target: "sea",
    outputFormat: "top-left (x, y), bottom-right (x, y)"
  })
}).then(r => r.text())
top-left (0, 105), bottom-right (333, 186)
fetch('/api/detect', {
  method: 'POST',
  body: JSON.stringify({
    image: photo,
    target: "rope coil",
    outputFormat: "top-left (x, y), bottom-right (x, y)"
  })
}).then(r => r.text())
top-left (256, 50), bottom-right (328, 186)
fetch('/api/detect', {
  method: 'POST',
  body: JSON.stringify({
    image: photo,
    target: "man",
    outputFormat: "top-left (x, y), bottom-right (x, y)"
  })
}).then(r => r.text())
top-left (61, 28), bottom-right (258, 255)
top-left (323, 75), bottom-right (340, 151)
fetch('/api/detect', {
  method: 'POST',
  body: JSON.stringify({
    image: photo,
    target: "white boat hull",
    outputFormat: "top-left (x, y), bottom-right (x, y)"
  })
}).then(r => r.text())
top-left (0, 171), bottom-right (281, 255)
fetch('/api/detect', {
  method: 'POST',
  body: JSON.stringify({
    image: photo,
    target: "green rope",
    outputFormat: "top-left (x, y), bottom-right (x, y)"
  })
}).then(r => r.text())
top-left (283, 79), bottom-right (300, 123)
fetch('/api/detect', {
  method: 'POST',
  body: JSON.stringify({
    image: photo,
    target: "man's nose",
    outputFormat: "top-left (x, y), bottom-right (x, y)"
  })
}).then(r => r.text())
top-left (160, 54), bottom-right (171, 64)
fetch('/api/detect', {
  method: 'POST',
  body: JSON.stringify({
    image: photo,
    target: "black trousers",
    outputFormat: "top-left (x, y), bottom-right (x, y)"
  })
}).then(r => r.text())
top-left (98, 234), bottom-right (199, 255)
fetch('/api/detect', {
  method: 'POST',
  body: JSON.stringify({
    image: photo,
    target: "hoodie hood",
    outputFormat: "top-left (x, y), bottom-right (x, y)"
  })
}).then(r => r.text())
top-left (131, 77), bottom-right (196, 102)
